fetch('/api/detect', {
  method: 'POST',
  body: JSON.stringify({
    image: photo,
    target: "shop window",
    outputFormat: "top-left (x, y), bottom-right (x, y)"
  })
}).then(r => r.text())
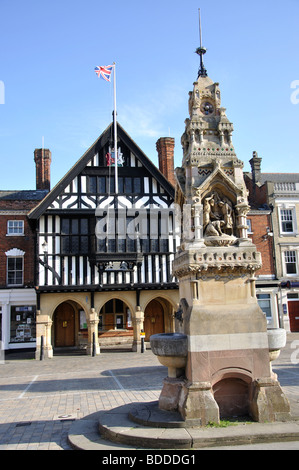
top-left (10, 306), bottom-right (36, 344)
top-left (257, 294), bottom-right (272, 319)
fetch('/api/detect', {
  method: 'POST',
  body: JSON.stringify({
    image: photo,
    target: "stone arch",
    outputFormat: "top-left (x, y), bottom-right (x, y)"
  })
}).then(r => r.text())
top-left (98, 296), bottom-right (133, 332)
top-left (51, 297), bottom-right (89, 349)
top-left (212, 369), bottom-right (253, 419)
top-left (200, 168), bottom-right (242, 205)
top-left (142, 292), bottom-right (178, 313)
top-left (202, 182), bottom-right (237, 208)
top-left (95, 293), bottom-right (135, 320)
top-left (49, 296), bottom-right (89, 322)
top-left (143, 294), bottom-right (176, 341)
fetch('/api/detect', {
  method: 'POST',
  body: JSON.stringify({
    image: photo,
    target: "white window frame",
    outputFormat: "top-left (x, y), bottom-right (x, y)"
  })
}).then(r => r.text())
top-left (279, 207), bottom-right (297, 236)
top-left (246, 218), bottom-right (253, 234)
top-left (283, 250), bottom-right (298, 277)
top-left (5, 248), bottom-right (25, 286)
top-left (7, 257), bottom-right (24, 286)
top-left (7, 220), bottom-right (24, 236)
top-left (257, 294), bottom-right (272, 319)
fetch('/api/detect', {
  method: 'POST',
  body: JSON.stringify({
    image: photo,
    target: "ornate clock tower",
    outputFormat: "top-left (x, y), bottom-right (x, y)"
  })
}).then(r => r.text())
top-left (178, 50), bottom-right (249, 249)
top-left (169, 39), bottom-right (291, 424)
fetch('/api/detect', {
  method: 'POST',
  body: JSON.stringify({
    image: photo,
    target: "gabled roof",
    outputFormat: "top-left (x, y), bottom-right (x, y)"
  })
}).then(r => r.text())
top-left (28, 122), bottom-right (174, 220)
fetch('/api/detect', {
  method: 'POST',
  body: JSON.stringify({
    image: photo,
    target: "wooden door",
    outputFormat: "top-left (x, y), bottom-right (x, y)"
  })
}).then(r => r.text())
top-left (144, 300), bottom-right (164, 341)
top-left (55, 303), bottom-right (75, 347)
top-left (105, 314), bottom-right (114, 330)
top-left (288, 301), bottom-right (299, 332)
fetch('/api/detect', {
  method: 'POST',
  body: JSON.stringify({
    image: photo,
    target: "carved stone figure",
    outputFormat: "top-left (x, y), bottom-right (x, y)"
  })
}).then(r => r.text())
top-left (203, 192), bottom-right (234, 238)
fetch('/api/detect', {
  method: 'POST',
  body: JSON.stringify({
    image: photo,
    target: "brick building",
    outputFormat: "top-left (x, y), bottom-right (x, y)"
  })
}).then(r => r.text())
top-left (0, 150), bottom-right (49, 351)
top-left (246, 205), bottom-right (279, 328)
top-left (245, 151), bottom-right (299, 331)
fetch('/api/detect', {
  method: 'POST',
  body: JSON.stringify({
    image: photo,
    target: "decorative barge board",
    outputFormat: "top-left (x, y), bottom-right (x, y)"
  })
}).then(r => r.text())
top-left (28, 122), bottom-right (179, 358)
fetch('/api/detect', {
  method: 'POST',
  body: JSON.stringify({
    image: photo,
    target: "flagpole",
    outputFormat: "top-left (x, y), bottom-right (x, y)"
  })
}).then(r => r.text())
top-left (112, 62), bottom-right (118, 194)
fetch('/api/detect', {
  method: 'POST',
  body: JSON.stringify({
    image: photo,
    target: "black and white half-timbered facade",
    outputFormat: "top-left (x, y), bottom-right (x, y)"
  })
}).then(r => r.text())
top-left (28, 123), bottom-right (179, 358)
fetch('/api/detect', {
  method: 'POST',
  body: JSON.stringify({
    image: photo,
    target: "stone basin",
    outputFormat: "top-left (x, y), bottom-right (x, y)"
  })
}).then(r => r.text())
top-left (150, 333), bottom-right (188, 378)
top-left (267, 328), bottom-right (287, 362)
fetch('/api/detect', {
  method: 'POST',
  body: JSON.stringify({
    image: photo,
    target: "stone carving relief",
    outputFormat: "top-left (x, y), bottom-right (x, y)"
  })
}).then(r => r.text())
top-left (202, 191), bottom-right (236, 246)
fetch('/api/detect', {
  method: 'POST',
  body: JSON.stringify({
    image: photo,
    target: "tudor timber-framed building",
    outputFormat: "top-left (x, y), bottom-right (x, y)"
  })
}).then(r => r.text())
top-left (28, 123), bottom-right (179, 358)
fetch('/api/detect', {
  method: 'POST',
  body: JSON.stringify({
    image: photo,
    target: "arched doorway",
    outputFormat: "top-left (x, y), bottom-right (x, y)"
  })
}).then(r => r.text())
top-left (99, 299), bottom-right (132, 332)
top-left (213, 377), bottom-right (250, 418)
top-left (144, 299), bottom-right (165, 341)
top-left (98, 298), bottom-right (133, 347)
top-left (54, 302), bottom-right (75, 347)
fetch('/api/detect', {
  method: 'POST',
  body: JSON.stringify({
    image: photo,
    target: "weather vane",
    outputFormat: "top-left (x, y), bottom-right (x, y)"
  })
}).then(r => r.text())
top-left (195, 8), bottom-right (208, 78)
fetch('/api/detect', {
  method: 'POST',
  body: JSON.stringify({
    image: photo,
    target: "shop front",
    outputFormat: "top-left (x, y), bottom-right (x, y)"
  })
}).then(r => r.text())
top-left (0, 289), bottom-right (37, 351)
top-left (280, 282), bottom-right (299, 332)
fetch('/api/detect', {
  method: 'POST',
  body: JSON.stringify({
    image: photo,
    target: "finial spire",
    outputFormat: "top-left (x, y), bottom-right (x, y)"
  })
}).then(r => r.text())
top-left (195, 8), bottom-right (208, 78)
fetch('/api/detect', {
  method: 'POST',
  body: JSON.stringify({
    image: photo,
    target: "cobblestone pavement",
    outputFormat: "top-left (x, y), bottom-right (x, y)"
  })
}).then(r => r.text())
top-left (0, 334), bottom-right (298, 450)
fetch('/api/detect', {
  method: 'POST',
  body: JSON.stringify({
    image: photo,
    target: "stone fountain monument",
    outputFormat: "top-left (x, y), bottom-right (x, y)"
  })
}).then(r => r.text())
top-left (150, 48), bottom-right (291, 425)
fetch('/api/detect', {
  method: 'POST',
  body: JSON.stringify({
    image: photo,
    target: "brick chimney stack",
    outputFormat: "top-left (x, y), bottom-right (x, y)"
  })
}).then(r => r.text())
top-left (249, 151), bottom-right (262, 186)
top-left (34, 148), bottom-right (52, 191)
top-left (156, 137), bottom-right (175, 187)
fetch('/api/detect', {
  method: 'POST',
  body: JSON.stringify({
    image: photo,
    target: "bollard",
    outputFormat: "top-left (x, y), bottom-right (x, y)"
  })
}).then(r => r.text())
top-left (140, 330), bottom-right (145, 353)
top-left (92, 332), bottom-right (96, 357)
top-left (40, 335), bottom-right (44, 361)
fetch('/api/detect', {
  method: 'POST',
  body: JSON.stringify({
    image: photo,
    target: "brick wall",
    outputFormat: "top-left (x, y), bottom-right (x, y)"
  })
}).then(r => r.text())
top-left (247, 212), bottom-right (275, 277)
top-left (0, 201), bottom-right (38, 288)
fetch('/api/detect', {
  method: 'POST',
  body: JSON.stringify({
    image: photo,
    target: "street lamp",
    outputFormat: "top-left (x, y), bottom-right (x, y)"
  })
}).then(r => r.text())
top-left (42, 240), bottom-right (48, 253)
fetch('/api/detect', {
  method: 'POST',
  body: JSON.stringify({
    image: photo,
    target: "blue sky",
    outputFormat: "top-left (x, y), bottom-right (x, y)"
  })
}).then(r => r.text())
top-left (0, 0), bottom-right (298, 190)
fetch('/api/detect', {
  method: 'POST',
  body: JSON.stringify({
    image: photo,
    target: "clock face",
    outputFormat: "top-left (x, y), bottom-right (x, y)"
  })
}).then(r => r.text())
top-left (201, 101), bottom-right (214, 115)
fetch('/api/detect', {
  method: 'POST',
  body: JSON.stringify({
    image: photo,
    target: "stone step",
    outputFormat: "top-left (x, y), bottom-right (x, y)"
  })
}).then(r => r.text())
top-left (68, 401), bottom-right (299, 450)
top-left (98, 403), bottom-right (192, 449)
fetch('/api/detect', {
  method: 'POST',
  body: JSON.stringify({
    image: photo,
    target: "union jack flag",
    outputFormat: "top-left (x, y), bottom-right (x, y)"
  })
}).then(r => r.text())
top-left (94, 65), bottom-right (113, 82)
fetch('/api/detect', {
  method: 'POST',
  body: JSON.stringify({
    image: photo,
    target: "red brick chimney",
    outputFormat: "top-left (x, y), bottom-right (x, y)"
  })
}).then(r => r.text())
top-left (156, 137), bottom-right (175, 187)
top-left (34, 148), bottom-right (52, 191)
